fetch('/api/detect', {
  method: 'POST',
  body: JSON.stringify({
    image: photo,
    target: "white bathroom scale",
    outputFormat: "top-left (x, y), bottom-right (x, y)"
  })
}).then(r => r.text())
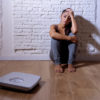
top-left (0, 72), bottom-right (41, 92)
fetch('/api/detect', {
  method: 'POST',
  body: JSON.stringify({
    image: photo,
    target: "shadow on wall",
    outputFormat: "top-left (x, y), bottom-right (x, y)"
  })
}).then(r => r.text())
top-left (75, 15), bottom-right (100, 61)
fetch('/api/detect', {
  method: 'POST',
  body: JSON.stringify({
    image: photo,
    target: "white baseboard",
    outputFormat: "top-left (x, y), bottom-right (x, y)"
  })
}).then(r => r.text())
top-left (0, 55), bottom-right (100, 61)
top-left (0, 55), bottom-right (50, 60)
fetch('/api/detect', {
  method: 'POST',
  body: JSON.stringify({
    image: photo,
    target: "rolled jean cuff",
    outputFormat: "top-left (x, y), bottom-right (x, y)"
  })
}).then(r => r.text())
top-left (68, 62), bottom-right (73, 64)
top-left (54, 58), bottom-right (61, 65)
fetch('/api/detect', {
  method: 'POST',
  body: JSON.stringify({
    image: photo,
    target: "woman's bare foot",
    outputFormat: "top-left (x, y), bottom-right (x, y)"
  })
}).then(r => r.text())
top-left (68, 64), bottom-right (76, 72)
top-left (55, 65), bottom-right (63, 73)
top-left (61, 64), bottom-right (66, 67)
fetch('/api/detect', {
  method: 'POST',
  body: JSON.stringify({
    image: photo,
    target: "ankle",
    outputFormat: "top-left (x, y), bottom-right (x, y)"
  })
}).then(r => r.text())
top-left (55, 64), bottom-right (61, 67)
top-left (68, 64), bottom-right (73, 67)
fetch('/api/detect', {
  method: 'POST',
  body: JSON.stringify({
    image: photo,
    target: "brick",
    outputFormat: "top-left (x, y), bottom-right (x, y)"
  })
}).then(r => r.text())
top-left (10, 0), bottom-right (97, 57)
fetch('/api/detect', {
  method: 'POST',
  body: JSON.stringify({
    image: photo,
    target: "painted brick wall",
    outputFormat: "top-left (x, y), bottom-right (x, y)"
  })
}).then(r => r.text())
top-left (0, 0), bottom-right (98, 60)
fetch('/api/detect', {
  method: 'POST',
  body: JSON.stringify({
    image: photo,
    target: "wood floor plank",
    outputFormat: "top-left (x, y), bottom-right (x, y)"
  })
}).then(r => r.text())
top-left (0, 61), bottom-right (100, 100)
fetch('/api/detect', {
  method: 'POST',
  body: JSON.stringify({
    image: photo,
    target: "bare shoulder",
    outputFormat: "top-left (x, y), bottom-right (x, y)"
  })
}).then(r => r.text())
top-left (50, 24), bottom-right (58, 29)
top-left (49, 24), bottom-right (57, 36)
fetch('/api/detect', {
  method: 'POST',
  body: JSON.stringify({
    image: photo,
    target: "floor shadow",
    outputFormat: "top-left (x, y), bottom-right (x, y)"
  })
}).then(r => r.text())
top-left (0, 80), bottom-right (45, 94)
top-left (74, 61), bottom-right (100, 69)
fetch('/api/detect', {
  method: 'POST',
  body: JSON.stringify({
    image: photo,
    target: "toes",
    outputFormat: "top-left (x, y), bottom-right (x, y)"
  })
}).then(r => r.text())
top-left (55, 67), bottom-right (63, 73)
top-left (68, 67), bottom-right (75, 72)
top-left (72, 67), bottom-right (76, 72)
top-left (60, 69), bottom-right (63, 73)
top-left (55, 68), bottom-right (60, 73)
top-left (55, 69), bottom-right (59, 73)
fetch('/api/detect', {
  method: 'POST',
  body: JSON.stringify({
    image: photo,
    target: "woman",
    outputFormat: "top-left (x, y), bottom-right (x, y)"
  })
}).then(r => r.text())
top-left (49, 8), bottom-right (78, 73)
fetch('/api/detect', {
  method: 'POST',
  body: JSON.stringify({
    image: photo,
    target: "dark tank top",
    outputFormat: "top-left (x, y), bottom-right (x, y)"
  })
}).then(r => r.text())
top-left (55, 23), bottom-right (71, 35)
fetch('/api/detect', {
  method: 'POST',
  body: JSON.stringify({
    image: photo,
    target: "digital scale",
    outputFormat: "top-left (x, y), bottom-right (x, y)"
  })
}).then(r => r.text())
top-left (0, 72), bottom-right (41, 92)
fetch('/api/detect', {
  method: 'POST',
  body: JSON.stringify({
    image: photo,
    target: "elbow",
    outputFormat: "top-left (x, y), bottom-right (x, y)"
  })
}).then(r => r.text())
top-left (49, 32), bottom-right (55, 38)
top-left (72, 29), bottom-right (78, 34)
top-left (49, 31), bottom-right (55, 38)
top-left (50, 34), bottom-right (55, 38)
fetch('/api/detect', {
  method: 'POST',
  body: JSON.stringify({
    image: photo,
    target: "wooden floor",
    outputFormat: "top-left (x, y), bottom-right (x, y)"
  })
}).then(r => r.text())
top-left (0, 61), bottom-right (100, 100)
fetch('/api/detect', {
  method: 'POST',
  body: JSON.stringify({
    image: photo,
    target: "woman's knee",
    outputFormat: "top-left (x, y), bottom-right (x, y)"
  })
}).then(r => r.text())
top-left (51, 38), bottom-right (63, 48)
top-left (68, 32), bottom-right (76, 36)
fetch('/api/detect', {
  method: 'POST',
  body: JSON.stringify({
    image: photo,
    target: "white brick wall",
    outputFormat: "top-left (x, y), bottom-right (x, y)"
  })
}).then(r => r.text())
top-left (12, 0), bottom-right (97, 58)
top-left (1, 0), bottom-right (100, 60)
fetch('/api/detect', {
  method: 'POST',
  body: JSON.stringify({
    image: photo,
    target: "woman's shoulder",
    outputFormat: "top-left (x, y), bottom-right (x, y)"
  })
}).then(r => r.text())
top-left (50, 24), bottom-right (58, 28)
top-left (50, 24), bottom-right (58, 30)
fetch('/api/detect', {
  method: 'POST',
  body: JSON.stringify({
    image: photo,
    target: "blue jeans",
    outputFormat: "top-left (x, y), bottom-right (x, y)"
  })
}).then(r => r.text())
top-left (50, 32), bottom-right (76, 65)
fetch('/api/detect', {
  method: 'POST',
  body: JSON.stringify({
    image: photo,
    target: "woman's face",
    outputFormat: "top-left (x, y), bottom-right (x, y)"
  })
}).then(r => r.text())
top-left (61, 11), bottom-right (71, 25)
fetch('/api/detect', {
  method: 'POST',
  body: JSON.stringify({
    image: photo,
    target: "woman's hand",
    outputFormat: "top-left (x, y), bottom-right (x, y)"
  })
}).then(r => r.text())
top-left (67, 36), bottom-right (77, 43)
top-left (66, 8), bottom-right (74, 17)
top-left (66, 8), bottom-right (78, 34)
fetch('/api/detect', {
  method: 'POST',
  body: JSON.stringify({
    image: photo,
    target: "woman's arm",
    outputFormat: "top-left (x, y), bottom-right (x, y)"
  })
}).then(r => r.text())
top-left (69, 10), bottom-right (78, 34)
top-left (49, 25), bottom-right (77, 42)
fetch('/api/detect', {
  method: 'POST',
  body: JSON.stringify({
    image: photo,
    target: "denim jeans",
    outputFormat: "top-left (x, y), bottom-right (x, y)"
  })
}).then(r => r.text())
top-left (50, 32), bottom-right (76, 65)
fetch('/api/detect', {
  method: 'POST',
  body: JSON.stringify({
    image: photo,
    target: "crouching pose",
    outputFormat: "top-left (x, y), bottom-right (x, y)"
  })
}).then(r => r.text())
top-left (49, 8), bottom-right (78, 73)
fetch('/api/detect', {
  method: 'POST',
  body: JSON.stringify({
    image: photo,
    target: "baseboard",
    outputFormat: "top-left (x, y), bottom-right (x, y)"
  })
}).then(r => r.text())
top-left (0, 55), bottom-right (100, 61)
top-left (0, 55), bottom-right (50, 60)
